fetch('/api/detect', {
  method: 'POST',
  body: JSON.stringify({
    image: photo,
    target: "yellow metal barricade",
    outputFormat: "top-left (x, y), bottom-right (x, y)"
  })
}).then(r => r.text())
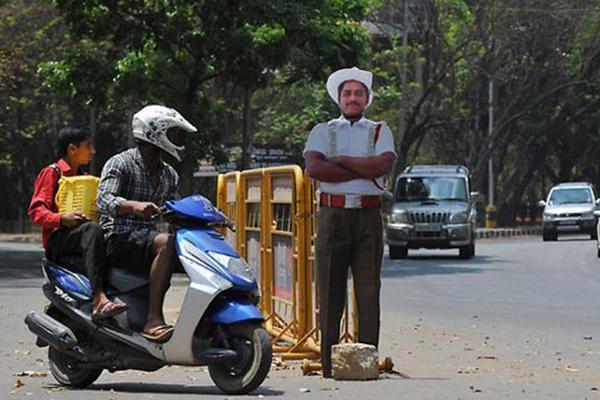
top-left (216, 171), bottom-right (241, 249)
top-left (239, 169), bottom-right (267, 312)
top-left (217, 166), bottom-right (359, 362)
top-left (261, 166), bottom-right (318, 359)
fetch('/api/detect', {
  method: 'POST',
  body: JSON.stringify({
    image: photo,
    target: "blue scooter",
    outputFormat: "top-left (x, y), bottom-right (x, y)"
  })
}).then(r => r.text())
top-left (25, 195), bottom-right (272, 394)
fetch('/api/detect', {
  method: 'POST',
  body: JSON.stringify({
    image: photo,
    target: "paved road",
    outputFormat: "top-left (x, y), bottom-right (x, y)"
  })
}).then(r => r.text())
top-left (2, 236), bottom-right (600, 399)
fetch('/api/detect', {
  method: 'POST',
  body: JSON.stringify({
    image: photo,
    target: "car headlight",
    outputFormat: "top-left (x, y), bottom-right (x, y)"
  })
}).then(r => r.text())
top-left (209, 252), bottom-right (256, 282)
top-left (449, 211), bottom-right (468, 224)
top-left (389, 211), bottom-right (408, 224)
top-left (543, 212), bottom-right (556, 221)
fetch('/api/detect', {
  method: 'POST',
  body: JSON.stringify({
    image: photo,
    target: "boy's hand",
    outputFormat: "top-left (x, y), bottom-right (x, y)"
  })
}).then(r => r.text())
top-left (130, 201), bottom-right (160, 219)
top-left (60, 213), bottom-right (89, 227)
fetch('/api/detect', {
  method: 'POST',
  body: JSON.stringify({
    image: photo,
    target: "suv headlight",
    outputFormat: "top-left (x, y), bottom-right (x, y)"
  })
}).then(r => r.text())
top-left (449, 211), bottom-right (468, 224)
top-left (543, 212), bottom-right (556, 221)
top-left (389, 211), bottom-right (408, 224)
top-left (209, 252), bottom-right (256, 282)
top-left (582, 211), bottom-right (595, 220)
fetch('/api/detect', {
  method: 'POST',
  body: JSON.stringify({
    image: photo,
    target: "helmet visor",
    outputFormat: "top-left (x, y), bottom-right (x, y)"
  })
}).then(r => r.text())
top-left (166, 127), bottom-right (185, 147)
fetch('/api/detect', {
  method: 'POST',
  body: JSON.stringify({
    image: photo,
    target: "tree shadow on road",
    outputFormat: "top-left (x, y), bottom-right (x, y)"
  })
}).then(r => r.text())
top-left (382, 255), bottom-right (500, 279)
top-left (0, 248), bottom-right (44, 286)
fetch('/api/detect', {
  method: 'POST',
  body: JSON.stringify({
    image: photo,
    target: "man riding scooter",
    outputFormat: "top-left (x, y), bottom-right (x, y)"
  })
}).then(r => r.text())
top-left (25, 105), bottom-right (271, 395)
top-left (96, 105), bottom-right (197, 342)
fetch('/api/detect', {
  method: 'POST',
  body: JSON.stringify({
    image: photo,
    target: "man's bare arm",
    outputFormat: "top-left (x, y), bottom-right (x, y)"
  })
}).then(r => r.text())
top-left (330, 152), bottom-right (396, 179)
top-left (305, 151), bottom-right (363, 182)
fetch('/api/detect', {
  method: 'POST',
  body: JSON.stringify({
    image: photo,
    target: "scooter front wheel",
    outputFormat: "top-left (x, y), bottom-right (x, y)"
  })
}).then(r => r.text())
top-left (208, 322), bottom-right (272, 395)
top-left (48, 346), bottom-right (102, 388)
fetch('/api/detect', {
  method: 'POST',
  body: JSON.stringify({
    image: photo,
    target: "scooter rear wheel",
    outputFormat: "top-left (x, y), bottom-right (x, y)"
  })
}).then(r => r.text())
top-left (48, 346), bottom-right (102, 388)
top-left (208, 322), bottom-right (272, 395)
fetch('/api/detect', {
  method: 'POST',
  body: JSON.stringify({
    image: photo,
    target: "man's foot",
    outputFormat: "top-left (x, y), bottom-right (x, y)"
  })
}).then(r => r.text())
top-left (91, 300), bottom-right (128, 321)
top-left (142, 324), bottom-right (174, 343)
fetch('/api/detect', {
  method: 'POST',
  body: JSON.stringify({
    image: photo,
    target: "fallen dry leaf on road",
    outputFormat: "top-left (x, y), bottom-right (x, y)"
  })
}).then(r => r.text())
top-left (477, 355), bottom-right (498, 360)
top-left (299, 388), bottom-right (311, 393)
top-left (14, 379), bottom-right (25, 388)
top-left (565, 366), bottom-right (580, 372)
top-left (272, 358), bottom-right (288, 370)
top-left (469, 385), bottom-right (482, 393)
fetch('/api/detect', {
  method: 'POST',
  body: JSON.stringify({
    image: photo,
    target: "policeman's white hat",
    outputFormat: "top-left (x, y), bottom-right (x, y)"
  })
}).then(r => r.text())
top-left (326, 67), bottom-right (373, 108)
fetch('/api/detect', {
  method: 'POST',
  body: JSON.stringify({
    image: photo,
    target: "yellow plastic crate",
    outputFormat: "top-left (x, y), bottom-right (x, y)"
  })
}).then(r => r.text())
top-left (55, 176), bottom-right (100, 222)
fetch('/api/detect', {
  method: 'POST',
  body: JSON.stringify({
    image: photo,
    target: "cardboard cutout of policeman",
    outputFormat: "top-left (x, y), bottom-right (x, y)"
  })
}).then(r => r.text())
top-left (303, 67), bottom-right (396, 377)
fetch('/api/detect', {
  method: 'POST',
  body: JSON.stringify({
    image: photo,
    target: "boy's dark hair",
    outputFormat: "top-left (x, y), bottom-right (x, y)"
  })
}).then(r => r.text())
top-left (57, 127), bottom-right (91, 156)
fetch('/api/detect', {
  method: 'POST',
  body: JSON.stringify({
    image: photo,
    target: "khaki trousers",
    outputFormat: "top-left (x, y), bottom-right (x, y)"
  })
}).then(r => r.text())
top-left (316, 206), bottom-right (383, 376)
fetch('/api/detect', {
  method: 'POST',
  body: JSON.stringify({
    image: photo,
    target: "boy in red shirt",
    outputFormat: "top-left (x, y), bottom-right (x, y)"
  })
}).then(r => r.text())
top-left (28, 127), bottom-right (127, 320)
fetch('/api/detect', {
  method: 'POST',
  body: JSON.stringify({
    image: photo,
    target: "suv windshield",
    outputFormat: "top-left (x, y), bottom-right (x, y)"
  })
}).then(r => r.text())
top-left (548, 188), bottom-right (593, 205)
top-left (396, 177), bottom-right (467, 202)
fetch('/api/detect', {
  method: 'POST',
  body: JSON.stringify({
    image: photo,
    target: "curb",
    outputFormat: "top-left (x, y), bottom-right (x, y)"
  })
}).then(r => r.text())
top-left (475, 227), bottom-right (541, 239)
top-left (0, 234), bottom-right (41, 244)
top-left (1, 228), bottom-right (544, 244)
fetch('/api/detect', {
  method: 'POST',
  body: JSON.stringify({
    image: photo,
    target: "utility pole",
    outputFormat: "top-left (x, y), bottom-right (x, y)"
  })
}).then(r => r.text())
top-left (485, 36), bottom-right (497, 228)
top-left (397, 0), bottom-right (409, 172)
top-left (488, 77), bottom-right (494, 207)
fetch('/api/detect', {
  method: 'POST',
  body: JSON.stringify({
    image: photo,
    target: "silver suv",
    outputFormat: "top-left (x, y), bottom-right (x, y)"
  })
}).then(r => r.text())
top-left (384, 165), bottom-right (478, 259)
top-left (538, 182), bottom-right (598, 241)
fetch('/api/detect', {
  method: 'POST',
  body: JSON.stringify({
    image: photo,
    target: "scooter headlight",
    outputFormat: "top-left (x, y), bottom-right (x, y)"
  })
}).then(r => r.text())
top-left (209, 252), bottom-right (256, 282)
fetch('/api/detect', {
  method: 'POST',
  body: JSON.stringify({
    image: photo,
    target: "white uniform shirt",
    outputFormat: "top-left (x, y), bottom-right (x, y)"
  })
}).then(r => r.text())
top-left (303, 115), bottom-right (396, 195)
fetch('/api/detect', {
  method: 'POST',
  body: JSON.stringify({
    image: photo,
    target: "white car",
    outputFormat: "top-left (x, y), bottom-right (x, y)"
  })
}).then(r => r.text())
top-left (539, 182), bottom-right (599, 242)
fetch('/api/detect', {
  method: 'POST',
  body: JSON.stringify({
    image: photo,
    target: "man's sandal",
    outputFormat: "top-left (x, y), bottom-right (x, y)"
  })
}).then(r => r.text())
top-left (142, 325), bottom-right (174, 343)
top-left (91, 301), bottom-right (129, 321)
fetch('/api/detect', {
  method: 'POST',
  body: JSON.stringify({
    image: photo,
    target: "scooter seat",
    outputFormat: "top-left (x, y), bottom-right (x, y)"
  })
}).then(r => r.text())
top-left (106, 268), bottom-right (149, 293)
top-left (48, 256), bottom-right (148, 293)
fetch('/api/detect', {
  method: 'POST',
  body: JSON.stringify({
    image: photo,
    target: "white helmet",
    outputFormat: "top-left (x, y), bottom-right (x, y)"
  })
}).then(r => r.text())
top-left (132, 105), bottom-right (197, 161)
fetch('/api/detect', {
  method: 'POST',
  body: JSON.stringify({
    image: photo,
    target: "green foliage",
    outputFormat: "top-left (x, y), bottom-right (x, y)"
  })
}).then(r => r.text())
top-left (40, 0), bottom-right (372, 173)
top-left (3, 0), bottom-right (600, 229)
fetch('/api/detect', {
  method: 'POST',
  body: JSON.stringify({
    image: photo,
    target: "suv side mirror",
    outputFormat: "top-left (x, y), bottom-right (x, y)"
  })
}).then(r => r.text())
top-left (596, 199), bottom-right (600, 206)
top-left (470, 192), bottom-right (480, 203)
top-left (538, 200), bottom-right (547, 207)
top-left (381, 190), bottom-right (394, 203)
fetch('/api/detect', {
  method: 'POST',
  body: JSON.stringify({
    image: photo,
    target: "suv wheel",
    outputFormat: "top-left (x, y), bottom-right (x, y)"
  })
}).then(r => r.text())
top-left (542, 229), bottom-right (557, 241)
top-left (459, 243), bottom-right (475, 259)
top-left (389, 246), bottom-right (408, 260)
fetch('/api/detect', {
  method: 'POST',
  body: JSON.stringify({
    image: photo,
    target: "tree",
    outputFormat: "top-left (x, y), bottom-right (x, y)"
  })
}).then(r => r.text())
top-left (43, 0), bottom-right (373, 191)
top-left (0, 0), bottom-right (74, 231)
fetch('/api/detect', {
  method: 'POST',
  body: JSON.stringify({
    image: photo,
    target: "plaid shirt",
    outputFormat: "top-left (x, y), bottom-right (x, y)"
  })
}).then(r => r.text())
top-left (97, 147), bottom-right (179, 237)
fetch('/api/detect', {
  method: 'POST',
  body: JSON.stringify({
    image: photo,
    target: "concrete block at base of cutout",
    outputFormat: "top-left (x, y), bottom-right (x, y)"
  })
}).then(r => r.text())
top-left (331, 343), bottom-right (379, 380)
